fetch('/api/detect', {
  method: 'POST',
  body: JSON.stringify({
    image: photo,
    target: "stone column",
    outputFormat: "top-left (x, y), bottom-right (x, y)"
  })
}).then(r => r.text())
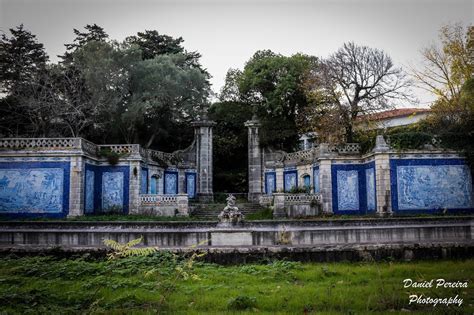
top-left (128, 161), bottom-right (141, 214)
top-left (318, 144), bottom-right (333, 214)
top-left (245, 117), bottom-right (263, 202)
top-left (68, 155), bottom-right (84, 217)
top-left (192, 117), bottom-right (216, 202)
top-left (373, 135), bottom-right (392, 216)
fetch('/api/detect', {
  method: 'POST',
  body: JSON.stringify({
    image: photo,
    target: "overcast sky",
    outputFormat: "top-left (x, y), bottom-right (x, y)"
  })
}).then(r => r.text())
top-left (1, 0), bottom-right (472, 106)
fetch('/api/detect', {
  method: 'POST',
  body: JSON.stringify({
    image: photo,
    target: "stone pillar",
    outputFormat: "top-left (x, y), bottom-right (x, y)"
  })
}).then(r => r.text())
top-left (319, 158), bottom-right (333, 214)
top-left (68, 155), bottom-right (85, 217)
top-left (176, 194), bottom-right (189, 216)
top-left (245, 118), bottom-right (263, 202)
top-left (192, 118), bottom-right (216, 202)
top-left (273, 192), bottom-right (286, 218)
top-left (128, 161), bottom-right (141, 214)
top-left (373, 136), bottom-right (392, 216)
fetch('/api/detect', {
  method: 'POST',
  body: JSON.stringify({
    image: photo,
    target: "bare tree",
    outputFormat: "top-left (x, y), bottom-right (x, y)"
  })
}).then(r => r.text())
top-left (304, 42), bottom-right (412, 143)
top-left (412, 24), bottom-right (472, 109)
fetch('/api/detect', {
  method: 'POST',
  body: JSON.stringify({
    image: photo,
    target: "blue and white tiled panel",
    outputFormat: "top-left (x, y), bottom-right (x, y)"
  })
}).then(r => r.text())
top-left (391, 158), bottom-right (473, 213)
top-left (185, 172), bottom-right (197, 198)
top-left (331, 163), bottom-right (376, 214)
top-left (313, 166), bottom-right (320, 193)
top-left (140, 168), bottom-right (148, 194)
top-left (265, 172), bottom-right (276, 195)
top-left (284, 170), bottom-right (298, 192)
top-left (84, 164), bottom-right (130, 214)
top-left (164, 171), bottom-right (178, 195)
top-left (0, 162), bottom-right (70, 218)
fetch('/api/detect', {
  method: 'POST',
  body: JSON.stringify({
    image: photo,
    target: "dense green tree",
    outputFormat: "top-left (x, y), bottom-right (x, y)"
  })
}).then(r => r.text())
top-left (126, 30), bottom-right (209, 79)
top-left (61, 24), bottom-right (109, 62)
top-left (221, 50), bottom-right (317, 151)
top-left (0, 24), bottom-right (51, 136)
top-left (129, 54), bottom-right (210, 149)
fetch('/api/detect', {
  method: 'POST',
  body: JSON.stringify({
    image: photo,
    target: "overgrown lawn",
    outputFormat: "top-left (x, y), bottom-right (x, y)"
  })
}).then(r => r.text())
top-left (0, 255), bottom-right (472, 314)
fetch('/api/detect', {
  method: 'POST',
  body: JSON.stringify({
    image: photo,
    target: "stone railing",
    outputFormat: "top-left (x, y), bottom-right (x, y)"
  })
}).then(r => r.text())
top-left (140, 194), bottom-right (179, 205)
top-left (284, 146), bottom-right (319, 163)
top-left (272, 192), bottom-right (322, 218)
top-left (98, 144), bottom-right (139, 155)
top-left (328, 143), bottom-right (361, 155)
top-left (139, 194), bottom-right (189, 216)
top-left (147, 149), bottom-right (177, 165)
top-left (0, 138), bottom-right (184, 164)
top-left (284, 193), bottom-right (322, 204)
top-left (0, 138), bottom-right (80, 150)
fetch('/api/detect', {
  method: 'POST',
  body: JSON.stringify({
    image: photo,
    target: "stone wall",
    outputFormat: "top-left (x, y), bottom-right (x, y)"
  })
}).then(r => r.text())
top-left (0, 121), bottom-right (214, 218)
top-left (246, 120), bottom-right (474, 216)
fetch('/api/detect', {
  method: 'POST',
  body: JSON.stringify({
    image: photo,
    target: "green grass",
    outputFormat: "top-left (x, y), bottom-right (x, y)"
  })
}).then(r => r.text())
top-left (0, 254), bottom-right (472, 314)
top-left (246, 207), bottom-right (274, 220)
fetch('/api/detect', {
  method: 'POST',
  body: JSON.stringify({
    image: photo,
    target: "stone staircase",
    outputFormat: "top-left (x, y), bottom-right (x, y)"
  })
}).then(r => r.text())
top-left (189, 202), bottom-right (266, 220)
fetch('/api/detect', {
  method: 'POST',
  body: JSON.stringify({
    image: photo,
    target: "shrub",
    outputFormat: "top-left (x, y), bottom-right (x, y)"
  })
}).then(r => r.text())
top-left (387, 132), bottom-right (433, 150)
top-left (227, 295), bottom-right (257, 310)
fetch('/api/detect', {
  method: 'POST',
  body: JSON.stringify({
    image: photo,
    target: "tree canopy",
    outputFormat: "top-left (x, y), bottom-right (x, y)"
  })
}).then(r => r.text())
top-left (0, 24), bottom-right (211, 151)
top-left (220, 50), bottom-right (317, 151)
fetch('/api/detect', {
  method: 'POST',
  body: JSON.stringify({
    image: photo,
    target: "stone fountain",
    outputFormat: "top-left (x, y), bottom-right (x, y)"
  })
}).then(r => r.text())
top-left (217, 194), bottom-right (244, 227)
top-left (211, 194), bottom-right (251, 246)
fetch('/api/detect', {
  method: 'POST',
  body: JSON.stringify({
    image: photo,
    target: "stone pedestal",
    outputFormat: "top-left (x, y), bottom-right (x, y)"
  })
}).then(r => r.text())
top-left (176, 194), bottom-right (189, 216)
top-left (272, 193), bottom-right (286, 218)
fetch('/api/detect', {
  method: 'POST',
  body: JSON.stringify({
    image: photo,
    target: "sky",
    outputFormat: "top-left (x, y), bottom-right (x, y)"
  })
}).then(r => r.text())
top-left (1, 0), bottom-right (473, 106)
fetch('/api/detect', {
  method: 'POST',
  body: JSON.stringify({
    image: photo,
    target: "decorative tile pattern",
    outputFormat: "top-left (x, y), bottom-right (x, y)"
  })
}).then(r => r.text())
top-left (313, 167), bottom-right (320, 193)
top-left (396, 165), bottom-right (472, 210)
top-left (336, 170), bottom-right (359, 211)
top-left (265, 172), bottom-right (276, 195)
top-left (102, 172), bottom-right (124, 210)
top-left (284, 170), bottom-right (297, 192)
top-left (366, 168), bottom-right (376, 211)
top-left (0, 168), bottom-right (64, 213)
top-left (140, 168), bottom-right (148, 194)
top-left (164, 171), bottom-right (178, 195)
top-left (185, 172), bottom-right (196, 198)
top-left (85, 170), bottom-right (95, 213)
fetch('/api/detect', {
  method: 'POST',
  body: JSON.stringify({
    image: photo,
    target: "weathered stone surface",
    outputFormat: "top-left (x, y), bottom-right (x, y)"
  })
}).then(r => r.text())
top-left (211, 232), bottom-right (253, 246)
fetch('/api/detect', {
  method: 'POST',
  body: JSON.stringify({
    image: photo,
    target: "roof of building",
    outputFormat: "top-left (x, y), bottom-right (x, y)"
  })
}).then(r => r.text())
top-left (357, 108), bottom-right (430, 122)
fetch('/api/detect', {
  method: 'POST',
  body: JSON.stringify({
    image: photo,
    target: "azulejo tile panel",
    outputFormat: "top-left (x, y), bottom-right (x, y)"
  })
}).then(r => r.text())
top-left (396, 164), bottom-right (472, 210)
top-left (0, 162), bottom-right (70, 216)
top-left (85, 170), bottom-right (95, 213)
top-left (140, 168), bottom-right (148, 194)
top-left (391, 158), bottom-right (473, 212)
top-left (336, 170), bottom-right (359, 211)
top-left (84, 164), bottom-right (129, 214)
top-left (102, 172), bottom-right (124, 210)
top-left (284, 170), bottom-right (297, 192)
top-left (366, 168), bottom-right (376, 211)
top-left (265, 172), bottom-right (276, 195)
top-left (313, 167), bottom-right (320, 193)
top-left (185, 172), bottom-right (196, 198)
top-left (164, 171), bottom-right (178, 195)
